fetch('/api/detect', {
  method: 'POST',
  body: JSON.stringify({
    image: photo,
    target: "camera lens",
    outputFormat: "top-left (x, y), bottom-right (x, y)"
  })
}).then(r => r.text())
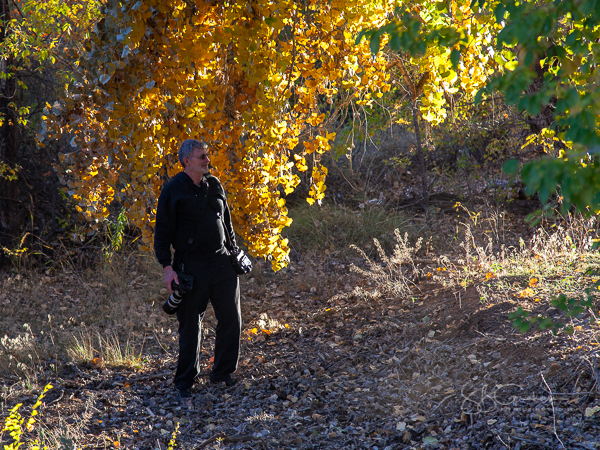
top-left (163, 290), bottom-right (183, 315)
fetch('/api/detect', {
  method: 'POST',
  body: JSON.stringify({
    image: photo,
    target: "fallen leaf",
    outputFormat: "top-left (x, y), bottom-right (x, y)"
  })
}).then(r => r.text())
top-left (585, 405), bottom-right (600, 417)
top-left (423, 436), bottom-right (438, 445)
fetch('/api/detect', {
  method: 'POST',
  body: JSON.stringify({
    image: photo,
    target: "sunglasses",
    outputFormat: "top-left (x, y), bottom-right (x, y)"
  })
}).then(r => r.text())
top-left (190, 153), bottom-right (209, 161)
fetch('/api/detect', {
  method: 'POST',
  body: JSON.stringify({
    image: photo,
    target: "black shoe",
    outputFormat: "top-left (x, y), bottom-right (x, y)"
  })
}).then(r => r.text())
top-left (209, 375), bottom-right (237, 387)
top-left (177, 388), bottom-right (192, 399)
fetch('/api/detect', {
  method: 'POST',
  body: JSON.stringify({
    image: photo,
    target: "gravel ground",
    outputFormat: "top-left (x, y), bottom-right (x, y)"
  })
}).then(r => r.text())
top-left (1, 256), bottom-right (599, 449)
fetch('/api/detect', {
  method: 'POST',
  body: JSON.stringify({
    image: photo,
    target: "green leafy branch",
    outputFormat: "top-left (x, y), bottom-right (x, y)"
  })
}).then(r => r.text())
top-left (510, 286), bottom-right (598, 334)
top-left (356, 5), bottom-right (476, 64)
top-left (0, 162), bottom-right (19, 181)
top-left (504, 152), bottom-right (600, 214)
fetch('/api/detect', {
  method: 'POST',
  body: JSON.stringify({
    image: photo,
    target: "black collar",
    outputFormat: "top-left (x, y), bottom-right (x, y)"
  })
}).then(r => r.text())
top-left (178, 172), bottom-right (209, 190)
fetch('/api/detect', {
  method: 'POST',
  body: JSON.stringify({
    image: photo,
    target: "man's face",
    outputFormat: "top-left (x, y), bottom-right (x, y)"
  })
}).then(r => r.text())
top-left (185, 146), bottom-right (210, 176)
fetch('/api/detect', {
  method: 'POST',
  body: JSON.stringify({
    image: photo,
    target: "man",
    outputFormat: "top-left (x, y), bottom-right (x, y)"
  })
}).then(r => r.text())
top-left (154, 139), bottom-right (241, 401)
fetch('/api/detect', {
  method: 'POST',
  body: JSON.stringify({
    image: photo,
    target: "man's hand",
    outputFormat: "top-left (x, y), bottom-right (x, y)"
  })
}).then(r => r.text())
top-left (164, 266), bottom-right (179, 294)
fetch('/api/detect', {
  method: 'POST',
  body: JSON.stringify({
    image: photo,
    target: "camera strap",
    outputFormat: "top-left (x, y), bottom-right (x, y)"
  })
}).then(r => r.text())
top-left (218, 198), bottom-right (237, 253)
top-left (217, 198), bottom-right (252, 275)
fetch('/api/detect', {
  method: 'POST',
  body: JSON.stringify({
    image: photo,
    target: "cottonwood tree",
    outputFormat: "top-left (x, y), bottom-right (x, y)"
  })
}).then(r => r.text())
top-left (357, 0), bottom-right (500, 206)
top-left (488, 0), bottom-right (600, 212)
top-left (42, 0), bottom-right (394, 270)
top-left (0, 0), bottom-right (98, 244)
top-left (366, 0), bottom-right (600, 213)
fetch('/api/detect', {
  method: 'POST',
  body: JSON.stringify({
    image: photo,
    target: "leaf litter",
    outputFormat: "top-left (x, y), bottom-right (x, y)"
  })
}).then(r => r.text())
top-left (0, 251), bottom-right (599, 450)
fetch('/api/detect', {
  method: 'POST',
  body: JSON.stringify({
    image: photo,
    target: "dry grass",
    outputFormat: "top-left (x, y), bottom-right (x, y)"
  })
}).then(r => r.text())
top-left (0, 252), bottom-right (168, 382)
top-left (67, 329), bottom-right (143, 369)
top-left (33, 389), bottom-right (95, 450)
top-left (67, 329), bottom-right (95, 365)
top-left (452, 203), bottom-right (600, 275)
top-left (347, 203), bottom-right (600, 331)
top-left (285, 201), bottom-right (415, 257)
top-left (349, 230), bottom-right (423, 297)
top-left (2, 203), bottom-right (598, 386)
top-left (0, 202), bottom-right (599, 449)
top-left (0, 323), bottom-right (40, 387)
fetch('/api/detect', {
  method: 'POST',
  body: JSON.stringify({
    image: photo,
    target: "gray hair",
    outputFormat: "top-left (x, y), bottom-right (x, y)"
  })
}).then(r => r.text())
top-left (178, 139), bottom-right (207, 168)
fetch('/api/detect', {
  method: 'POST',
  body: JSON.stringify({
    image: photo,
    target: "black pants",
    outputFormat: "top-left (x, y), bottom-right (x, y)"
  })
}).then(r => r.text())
top-left (174, 250), bottom-right (241, 391)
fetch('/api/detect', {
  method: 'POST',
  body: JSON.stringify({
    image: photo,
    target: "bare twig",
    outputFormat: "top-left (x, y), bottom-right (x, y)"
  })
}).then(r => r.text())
top-left (541, 373), bottom-right (566, 449)
top-left (46, 388), bottom-right (64, 406)
top-left (432, 393), bottom-right (456, 411)
top-left (495, 434), bottom-right (512, 449)
top-left (590, 354), bottom-right (600, 394)
top-left (281, 8), bottom-right (298, 99)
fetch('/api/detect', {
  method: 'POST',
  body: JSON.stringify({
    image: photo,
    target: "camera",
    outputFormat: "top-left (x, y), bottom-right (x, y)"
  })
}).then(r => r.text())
top-left (162, 273), bottom-right (194, 315)
top-left (230, 248), bottom-right (252, 275)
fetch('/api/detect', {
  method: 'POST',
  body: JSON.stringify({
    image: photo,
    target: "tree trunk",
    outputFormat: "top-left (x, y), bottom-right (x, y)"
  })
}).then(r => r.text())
top-left (0, 0), bottom-right (21, 242)
top-left (390, 58), bottom-right (430, 211)
top-left (411, 101), bottom-right (428, 211)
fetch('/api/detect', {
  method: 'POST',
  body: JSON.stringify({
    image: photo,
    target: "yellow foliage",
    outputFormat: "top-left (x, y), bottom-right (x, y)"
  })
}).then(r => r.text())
top-left (41, 0), bottom-right (395, 271)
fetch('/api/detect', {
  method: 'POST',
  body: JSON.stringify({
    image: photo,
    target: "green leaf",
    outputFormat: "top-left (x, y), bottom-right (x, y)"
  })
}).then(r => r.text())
top-left (450, 49), bottom-right (461, 69)
top-left (502, 159), bottom-right (519, 175)
top-left (553, 45), bottom-right (567, 58)
top-left (519, 320), bottom-right (531, 333)
top-left (494, 4), bottom-right (506, 23)
top-left (389, 32), bottom-right (401, 50)
top-left (370, 32), bottom-right (381, 54)
top-left (355, 30), bottom-right (370, 45)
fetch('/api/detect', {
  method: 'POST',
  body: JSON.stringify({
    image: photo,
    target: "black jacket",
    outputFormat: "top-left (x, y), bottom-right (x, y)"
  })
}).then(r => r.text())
top-left (154, 172), bottom-right (237, 268)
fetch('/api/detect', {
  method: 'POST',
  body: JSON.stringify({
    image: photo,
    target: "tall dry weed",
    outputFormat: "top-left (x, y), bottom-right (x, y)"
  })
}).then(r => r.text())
top-left (350, 230), bottom-right (422, 297)
top-left (0, 324), bottom-right (40, 386)
top-left (497, 220), bottom-right (600, 277)
top-left (453, 204), bottom-right (600, 278)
